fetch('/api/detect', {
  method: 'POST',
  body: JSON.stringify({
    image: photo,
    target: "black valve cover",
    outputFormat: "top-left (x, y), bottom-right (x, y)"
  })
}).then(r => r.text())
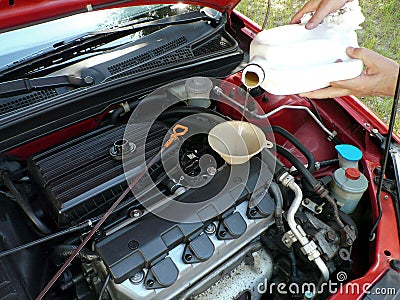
top-left (28, 122), bottom-right (169, 227)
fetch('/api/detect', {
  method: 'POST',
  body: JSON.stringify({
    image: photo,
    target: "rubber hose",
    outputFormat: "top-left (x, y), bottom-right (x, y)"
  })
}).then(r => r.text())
top-left (260, 148), bottom-right (287, 179)
top-left (304, 97), bottom-right (323, 122)
top-left (110, 100), bottom-right (141, 124)
top-left (288, 250), bottom-right (297, 278)
top-left (271, 126), bottom-right (315, 173)
top-left (275, 144), bottom-right (318, 187)
top-left (317, 158), bottom-right (339, 169)
top-left (268, 182), bottom-right (284, 231)
top-left (110, 106), bottom-right (124, 124)
top-left (98, 274), bottom-right (111, 300)
top-left (291, 158), bottom-right (338, 175)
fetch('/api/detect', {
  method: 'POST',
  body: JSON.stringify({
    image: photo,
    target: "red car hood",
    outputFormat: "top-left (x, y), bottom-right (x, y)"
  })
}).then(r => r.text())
top-left (0, 0), bottom-right (240, 32)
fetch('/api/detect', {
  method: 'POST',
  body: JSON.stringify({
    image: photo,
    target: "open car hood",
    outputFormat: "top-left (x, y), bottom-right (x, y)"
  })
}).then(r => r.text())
top-left (0, 0), bottom-right (240, 32)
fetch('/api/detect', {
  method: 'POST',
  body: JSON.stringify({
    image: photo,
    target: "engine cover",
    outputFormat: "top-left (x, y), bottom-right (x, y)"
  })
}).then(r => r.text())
top-left (93, 156), bottom-right (276, 299)
top-left (28, 122), bottom-right (169, 227)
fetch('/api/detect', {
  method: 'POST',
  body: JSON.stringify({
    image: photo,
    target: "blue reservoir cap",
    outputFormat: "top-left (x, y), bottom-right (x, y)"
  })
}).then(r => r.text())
top-left (335, 144), bottom-right (362, 162)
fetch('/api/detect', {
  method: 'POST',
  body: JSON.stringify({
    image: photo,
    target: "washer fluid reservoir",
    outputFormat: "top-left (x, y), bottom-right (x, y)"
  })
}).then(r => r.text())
top-left (242, 1), bottom-right (365, 95)
top-left (335, 144), bottom-right (362, 169)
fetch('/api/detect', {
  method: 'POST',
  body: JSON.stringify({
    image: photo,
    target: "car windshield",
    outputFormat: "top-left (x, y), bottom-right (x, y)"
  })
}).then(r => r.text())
top-left (0, 4), bottom-right (200, 69)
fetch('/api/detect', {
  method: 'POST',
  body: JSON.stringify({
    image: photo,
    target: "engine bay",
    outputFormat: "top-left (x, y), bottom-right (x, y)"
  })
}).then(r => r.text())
top-left (0, 80), bottom-right (377, 300)
top-left (0, 7), bottom-right (399, 300)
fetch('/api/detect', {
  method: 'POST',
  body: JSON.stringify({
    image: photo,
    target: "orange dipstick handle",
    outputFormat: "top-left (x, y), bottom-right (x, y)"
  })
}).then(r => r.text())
top-left (164, 124), bottom-right (188, 148)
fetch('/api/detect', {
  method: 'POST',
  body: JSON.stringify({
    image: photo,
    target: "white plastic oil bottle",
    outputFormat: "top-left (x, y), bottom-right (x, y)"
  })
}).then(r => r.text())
top-left (242, 1), bottom-right (365, 95)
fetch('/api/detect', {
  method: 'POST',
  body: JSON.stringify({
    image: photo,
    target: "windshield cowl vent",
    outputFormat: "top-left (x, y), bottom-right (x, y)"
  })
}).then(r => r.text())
top-left (0, 88), bottom-right (58, 117)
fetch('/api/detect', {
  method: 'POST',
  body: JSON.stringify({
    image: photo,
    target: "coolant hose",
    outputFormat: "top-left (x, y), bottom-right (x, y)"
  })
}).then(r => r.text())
top-left (275, 145), bottom-right (318, 187)
top-left (2, 172), bottom-right (52, 235)
top-left (110, 100), bottom-right (140, 123)
top-left (268, 182), bottom-right (284, 231)
top-left (271, 126), bottom-right (315, 173)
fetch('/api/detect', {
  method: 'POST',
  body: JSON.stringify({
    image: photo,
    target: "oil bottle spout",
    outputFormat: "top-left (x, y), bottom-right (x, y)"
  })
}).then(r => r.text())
top-left (242, 56), bottom-right (267, 89)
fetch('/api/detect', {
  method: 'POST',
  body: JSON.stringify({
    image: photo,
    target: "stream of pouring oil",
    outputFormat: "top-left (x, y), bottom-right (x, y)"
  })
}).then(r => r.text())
top-left (235, 87), bottom-right (251, 155)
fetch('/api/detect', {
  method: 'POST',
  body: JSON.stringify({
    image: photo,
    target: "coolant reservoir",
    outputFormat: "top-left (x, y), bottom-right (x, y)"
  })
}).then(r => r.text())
top-left (331, 167), bottom-right (368, 214)
top-left (242, 1), bottom-right (365, 95)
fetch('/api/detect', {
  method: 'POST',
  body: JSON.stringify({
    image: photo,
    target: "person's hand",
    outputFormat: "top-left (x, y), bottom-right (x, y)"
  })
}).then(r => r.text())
top-left (290, 0), bottom-right (352, 29)
top-left (299, 47), bottom-right (400, 98)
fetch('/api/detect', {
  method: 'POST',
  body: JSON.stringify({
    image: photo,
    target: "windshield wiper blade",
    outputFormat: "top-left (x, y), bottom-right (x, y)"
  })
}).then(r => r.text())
top-left (93, 10), bottom-right (218, 35)
top-left (0, 75), bottom-right (92, 98)
top-left (0, 10), bottom-right (219, 81)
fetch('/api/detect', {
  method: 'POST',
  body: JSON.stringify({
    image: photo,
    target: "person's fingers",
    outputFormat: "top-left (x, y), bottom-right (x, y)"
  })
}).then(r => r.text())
top-left (329, 75), bottom-right (368, 91)
top-left (346, 47), bottom-right (380, 72)
top-left (291, 8), bottom-right (309, 24)
top-left (290, 8), bottom-right (309, 24)
top-left (299, 86), bottom-right (351, 98)
top-left (306, 1), bottom-right (336, 29)
top-left (290, 12), bottom-right (304, 24)
top-left (290, 0), bottom-right (320, 24)
top-left (346, 47), bottom-right (386, 75)
top-left (306, 0), bottom-right (351, 29)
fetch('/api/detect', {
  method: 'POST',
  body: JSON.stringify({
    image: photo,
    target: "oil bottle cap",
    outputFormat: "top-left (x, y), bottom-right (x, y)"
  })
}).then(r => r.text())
top-left (345, 168), bottom-right (360, 180)
top-left (335, 144), bottom-right (362, 162)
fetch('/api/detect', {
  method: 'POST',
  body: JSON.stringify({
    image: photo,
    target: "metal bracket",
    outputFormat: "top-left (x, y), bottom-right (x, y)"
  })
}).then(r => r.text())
top-left (371, 128), bottom-right (387, 150)
top-left (300, 240), bottom-right (321, 261)
top-left (327, 130), bottom-right (337, 142)
top-left (302, 198), bottom-right (324, 214)
top-left (343, 225), bottom-right (357, 246)
top-left (282, 230), bottom-right (297, 248)
top-left (374, 176), bottom-right (398, 200)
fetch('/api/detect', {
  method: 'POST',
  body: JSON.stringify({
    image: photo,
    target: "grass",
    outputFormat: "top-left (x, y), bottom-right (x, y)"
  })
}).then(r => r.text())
top-left (235, 0), bottom-right (400, 134)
